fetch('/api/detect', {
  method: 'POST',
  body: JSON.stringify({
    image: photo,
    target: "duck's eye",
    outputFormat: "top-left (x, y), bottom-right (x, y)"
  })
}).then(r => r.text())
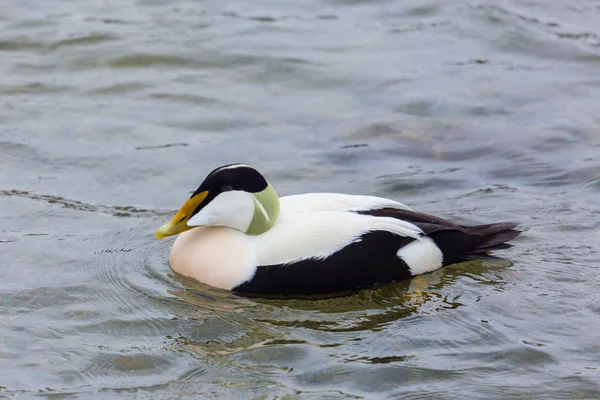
top-left (221, 184), bottom-right (234, 192)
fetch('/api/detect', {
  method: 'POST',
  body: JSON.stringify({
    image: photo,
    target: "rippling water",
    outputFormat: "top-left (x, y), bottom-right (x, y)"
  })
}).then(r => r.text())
top-left (2, 0), bottom-right (600, 398)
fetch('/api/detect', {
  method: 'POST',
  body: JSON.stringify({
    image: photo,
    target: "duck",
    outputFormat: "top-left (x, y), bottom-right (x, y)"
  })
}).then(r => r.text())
top-left (156, 163), bottom-right (520, 296)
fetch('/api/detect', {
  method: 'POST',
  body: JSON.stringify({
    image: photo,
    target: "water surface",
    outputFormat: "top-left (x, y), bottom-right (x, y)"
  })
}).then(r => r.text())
top-left (1, 0), bottom-right (600, 398)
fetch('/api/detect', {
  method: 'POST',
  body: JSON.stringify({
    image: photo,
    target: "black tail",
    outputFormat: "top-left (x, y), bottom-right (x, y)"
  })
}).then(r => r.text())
top-left (358, 208), bottom-right (521, 266)
top-left (464, 222), bottom-right (521, 253)
top-left (425, 221), bottom-right (521, 265)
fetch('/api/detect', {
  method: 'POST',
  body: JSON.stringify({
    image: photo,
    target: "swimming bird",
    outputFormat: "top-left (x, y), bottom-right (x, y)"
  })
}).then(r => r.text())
top-left (156, 163), bottom-right (520, 296)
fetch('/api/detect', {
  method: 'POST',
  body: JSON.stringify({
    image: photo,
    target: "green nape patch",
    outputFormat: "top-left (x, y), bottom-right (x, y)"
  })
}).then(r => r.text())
top-left (247, 183), bottom-right (281, 236)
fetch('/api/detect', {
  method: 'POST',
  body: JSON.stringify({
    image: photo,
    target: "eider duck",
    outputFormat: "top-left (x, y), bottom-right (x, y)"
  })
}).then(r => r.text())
top-left (156, 163), bottom-right (520, 295)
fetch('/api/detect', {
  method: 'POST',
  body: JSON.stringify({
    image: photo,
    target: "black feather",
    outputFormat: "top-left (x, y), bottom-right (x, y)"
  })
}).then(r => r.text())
top-left (233, 231), bottom-right (415, 295)
top-left (359, 208), bottom-right (521, 266)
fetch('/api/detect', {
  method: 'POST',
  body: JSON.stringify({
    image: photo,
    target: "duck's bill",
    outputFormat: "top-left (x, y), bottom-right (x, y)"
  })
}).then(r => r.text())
top-left (156, 191), bottom-right (208, 240)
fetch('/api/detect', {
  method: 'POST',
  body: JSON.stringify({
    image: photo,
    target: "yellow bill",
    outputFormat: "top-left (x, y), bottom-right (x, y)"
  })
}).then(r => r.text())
top-left (156, 191), bottom-right (208, 239)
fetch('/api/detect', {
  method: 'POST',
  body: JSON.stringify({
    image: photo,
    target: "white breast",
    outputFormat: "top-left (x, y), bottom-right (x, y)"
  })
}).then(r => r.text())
top-left (169, 226), bottom-right (257, 290)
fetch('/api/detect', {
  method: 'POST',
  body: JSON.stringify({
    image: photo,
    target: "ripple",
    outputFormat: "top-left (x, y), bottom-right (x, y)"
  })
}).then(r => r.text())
top-left (475, 4), bottom-right (600, 62)
top-left (0, 285), bottom-right (91, 313)
top-left (454, 344), bottom-right (557, 371)
top-left (0, 38), bottom-right (44, 51)
top-left (0, 82), bottom-right (72, 95)
top-left (80, 351), bottom-right (175, 387)
top-left (84, 17), bottom-right (141, 25)
top-left (135, 142), bottom-right (189, 150)
top-left (108, 54), bottom-right (198, 68)
top-left (88, 81), bottom-right (152, 95)
top-left (49, 33), bottom-right (120, 50)
top-left (374, 174), bottom-right (467, 196)
top-left (295, 364), bottom-right (462, 395)
top-left (396, 100), bottom-right (510, 118)
top-left (91, 220), bottom-right (178, 317)
top-left (148, 92), bottom-right (220, 105)
top-left (531, 166), bottom-right (600, 190)
top-left (0, 189), bottom-right (171, 218)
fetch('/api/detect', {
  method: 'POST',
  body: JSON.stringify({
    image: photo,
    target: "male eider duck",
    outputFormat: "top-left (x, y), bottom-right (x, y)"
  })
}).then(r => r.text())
top-left (156, 164), bottom-right (520, 296)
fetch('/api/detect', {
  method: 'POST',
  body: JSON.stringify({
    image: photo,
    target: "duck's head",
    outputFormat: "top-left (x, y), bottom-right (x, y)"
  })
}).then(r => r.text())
top-left (156, 164), bottom-right (280, 239)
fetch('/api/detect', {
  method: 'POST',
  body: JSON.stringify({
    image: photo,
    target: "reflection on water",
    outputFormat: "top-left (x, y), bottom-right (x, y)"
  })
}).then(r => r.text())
top-left (167, 257), bottom-right (513, 370)
top-left (2, 0), bottom-right (600, 397)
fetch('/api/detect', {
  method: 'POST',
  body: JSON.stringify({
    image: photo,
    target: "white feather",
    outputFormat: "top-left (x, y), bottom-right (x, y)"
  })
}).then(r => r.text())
top-left (397, 237), bottom-right (443, 275)
top-left (213, 163), bottom-right (248, 172)
top-left (252, 210), bottom-right (422, 266)
top-left (187, 190), bottom-right (254, 232)
top-left (253, 196), bottom-right (270, 223)
top-left (280, 193), bottom-right (411, 213)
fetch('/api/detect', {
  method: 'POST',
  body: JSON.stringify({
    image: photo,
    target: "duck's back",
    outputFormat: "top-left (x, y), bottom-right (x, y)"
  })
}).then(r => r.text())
top-left (279, 193), bottom-right (411, 213)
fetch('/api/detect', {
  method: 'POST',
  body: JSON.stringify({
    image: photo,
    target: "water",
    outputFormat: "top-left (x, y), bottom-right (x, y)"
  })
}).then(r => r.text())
top-left (1, 0), bottom-right (599, 398)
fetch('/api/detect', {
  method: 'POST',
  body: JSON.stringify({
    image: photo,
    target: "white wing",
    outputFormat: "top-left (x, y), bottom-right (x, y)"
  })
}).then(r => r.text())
top-left (251, 210), bottom-right (422, 266)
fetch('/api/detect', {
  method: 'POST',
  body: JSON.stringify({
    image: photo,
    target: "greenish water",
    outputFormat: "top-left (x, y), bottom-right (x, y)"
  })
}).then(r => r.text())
top-left (1, 0), bottom-right (600, 398)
